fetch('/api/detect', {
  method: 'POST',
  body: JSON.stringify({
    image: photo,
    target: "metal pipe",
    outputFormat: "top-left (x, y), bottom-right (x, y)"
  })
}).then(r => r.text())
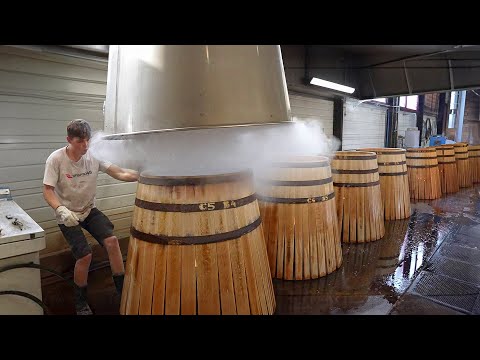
top-left (448, 60), bottom-right (455, 90)
top-left (404, 61), bottom-right (412, 94)
top-left (455, 90), bottom-right (466, 142)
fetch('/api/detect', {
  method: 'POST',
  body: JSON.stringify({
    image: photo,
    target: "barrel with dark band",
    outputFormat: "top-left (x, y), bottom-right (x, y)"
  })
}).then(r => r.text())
top-left (331, 151), bottom-right (385, 243)
top-left (468, 144), bottom-right (480, 183)
top-left (256, 156), bottom-right (342, 280)
top-left (454, 142), bottom-right (472, 188)
top-left (357, 148), bottom-right (411, 220)
top-left (436, 145), bottom-right (459, 194)
top-left (121, 170), bottom-right (275, 315)
top-left (406, 148), bottom-right (441, 200)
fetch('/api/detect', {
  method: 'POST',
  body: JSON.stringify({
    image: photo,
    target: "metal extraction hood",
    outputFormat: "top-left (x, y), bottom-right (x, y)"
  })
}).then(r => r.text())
top-left (103, 45), bottom-right (292, 137)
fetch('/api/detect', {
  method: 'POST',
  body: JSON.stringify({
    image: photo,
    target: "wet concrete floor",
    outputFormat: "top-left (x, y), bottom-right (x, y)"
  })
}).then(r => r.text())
top-left (40, 185), bottom-right (480, 315)
top-left (275, 184), bottom-right (480, 315)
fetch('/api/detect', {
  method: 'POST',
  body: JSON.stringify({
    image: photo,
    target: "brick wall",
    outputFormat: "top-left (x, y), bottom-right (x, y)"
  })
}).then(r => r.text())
top-left (424, 93), bottom-right (439, 116)
top-left (463, 90), bottom-right (480, 144)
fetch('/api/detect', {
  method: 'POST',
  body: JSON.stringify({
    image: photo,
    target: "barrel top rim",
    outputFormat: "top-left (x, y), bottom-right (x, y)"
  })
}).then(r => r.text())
top-left (406, 147), bottom-right (437, 152)
top-left (357, 147), bottom-right (405, 153)
top-left (271, 155), bottom-right (329, 163)
top-left (334, 151), bottom-right (376, 156)
top-left (453, 142), bottom-right (469, 147)
top-left (140, 169), bottom-right (252, 180)
top-left (436, 145), bottom-right (454, 149)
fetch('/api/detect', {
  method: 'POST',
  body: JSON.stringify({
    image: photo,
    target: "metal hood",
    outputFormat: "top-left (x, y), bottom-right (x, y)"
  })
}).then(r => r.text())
top-left (104, 45), bottom-right (292, 135)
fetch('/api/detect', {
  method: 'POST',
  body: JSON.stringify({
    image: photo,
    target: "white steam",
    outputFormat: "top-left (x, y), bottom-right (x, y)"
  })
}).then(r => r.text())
top-left (89, 119), bottom-right (340, 176)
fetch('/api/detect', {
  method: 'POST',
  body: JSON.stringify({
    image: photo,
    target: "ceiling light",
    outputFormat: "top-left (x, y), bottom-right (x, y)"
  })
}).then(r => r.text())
top-left (310, 77), bottom-right (355, 94)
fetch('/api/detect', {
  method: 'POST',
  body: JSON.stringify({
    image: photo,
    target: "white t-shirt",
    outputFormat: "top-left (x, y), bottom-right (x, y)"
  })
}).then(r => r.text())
top-left (43, 146), bottom-right (112, 224)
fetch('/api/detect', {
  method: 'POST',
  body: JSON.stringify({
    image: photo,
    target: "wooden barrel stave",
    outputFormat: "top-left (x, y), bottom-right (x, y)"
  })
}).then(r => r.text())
top-left (257, 156), bottom-right (342, 280)
top-left (468, 144), bottom-right (480, 183)
top-left (436, 145), bottom-right (459, 194)
top-left (357, 148), bottom-right (410, 220)
top-left (331, 151), bottom-right (385, 243)
top-left (454, 142), bottom-right (472, 188)
top-left (406, 148), bottom-right (441, 200)
top-left (122, 170), bottom-right (275, 315)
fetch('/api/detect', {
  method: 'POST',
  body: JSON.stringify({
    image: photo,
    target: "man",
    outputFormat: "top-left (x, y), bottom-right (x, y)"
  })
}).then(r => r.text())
top-left (43, 119), bottom-right (139, 315)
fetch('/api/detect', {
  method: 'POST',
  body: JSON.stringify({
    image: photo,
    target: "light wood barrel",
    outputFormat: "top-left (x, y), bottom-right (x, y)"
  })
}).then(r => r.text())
top-left (454, 142), bottom-right (472, 188)
top-left (121, 170), bottom-right (275, 315)
top-left (357, 148), bottom-right (411, 220)
top-left (331, 151), bottom-right (385, 243)
top-left (406, 148), bottom-right (441, 200)
top-left (256, 156), bottom-right (342, 280)
top-left (435, 145), bottom-right (459, 194)
top-left (375, 220), bottom-right (408, 277)
top-left (468, 144), bottom-right (480, 183)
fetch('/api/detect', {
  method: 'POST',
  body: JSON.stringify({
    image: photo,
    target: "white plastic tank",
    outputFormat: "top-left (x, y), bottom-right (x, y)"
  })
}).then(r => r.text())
top-left (405, 127), bottom-right (420, 148)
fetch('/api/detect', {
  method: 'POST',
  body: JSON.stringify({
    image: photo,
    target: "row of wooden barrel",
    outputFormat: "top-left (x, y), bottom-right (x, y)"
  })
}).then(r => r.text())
top-left (119, 144), bottom-right (479, 314)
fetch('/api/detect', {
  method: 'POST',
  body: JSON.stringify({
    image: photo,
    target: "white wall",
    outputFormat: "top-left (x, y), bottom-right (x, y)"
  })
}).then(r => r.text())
top-left (0, 46), bottom-right (135, 255)
top-left (397, 111), bottom-right (417, 138)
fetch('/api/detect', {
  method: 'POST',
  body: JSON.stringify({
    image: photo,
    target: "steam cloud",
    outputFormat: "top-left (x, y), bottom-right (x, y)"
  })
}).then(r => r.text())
top-left (89, 119), bottom-right (340, 177)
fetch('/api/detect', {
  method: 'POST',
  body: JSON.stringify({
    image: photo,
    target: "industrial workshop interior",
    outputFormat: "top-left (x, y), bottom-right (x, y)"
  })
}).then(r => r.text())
top-left (1, 44), bottom-right (480, 316)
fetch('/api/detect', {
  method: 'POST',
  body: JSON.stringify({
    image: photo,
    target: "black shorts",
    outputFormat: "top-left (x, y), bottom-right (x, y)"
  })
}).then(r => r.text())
top-left (58, 207), bottom-right (115, 260)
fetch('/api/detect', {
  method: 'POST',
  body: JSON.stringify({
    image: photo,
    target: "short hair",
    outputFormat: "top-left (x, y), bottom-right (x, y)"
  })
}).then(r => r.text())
top-left (67, 119), bottom-right (91, 139)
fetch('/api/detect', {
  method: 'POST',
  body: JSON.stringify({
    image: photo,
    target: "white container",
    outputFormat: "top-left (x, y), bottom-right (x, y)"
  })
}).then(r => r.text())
top-left (405, 128), bottom-right (420, 148)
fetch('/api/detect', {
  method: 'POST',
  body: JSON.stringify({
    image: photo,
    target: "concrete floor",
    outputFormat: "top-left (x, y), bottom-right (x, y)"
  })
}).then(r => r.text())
top-left (41, 185), bottom-right (480, 315)
top-left (275, 184), bottom-right (480, 315)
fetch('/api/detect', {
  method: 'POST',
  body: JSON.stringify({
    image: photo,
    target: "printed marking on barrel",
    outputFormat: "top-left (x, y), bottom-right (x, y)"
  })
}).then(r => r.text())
top-left (135, 194), bottom-right (256, 212)
top-left (256, 191), bottom-right (335, 204)
top-left (377, 161), bottom-right (406, 166)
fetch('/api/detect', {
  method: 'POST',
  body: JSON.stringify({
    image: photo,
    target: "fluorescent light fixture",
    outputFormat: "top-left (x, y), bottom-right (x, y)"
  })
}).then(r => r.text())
top-left (309, 77), bottom-right (355, 94)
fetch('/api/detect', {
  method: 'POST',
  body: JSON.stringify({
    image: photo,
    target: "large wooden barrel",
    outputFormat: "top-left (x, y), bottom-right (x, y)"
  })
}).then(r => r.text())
top-left (453, 142), bottom-right (472, 188)
top-left (375, 219), bottom-right (409, 278)
top-left (406, 148), bottom-right (441, 200)
top-left (357, 148), bottom-right (410, 220)
top-left (121, 169), bottom-right (275, 315)
top-left (468, 144), bottom-right (480, 183)
top-left (256, 156), bottom-right (342, 280)
top-left (435, 145), bottom-right (459, 194)
top-left (331, 151), bottom-right (385, 243)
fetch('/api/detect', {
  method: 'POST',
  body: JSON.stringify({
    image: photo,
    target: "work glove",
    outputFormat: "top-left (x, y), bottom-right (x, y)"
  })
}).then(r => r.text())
top-left (56, 205), bottom-right (80, 227)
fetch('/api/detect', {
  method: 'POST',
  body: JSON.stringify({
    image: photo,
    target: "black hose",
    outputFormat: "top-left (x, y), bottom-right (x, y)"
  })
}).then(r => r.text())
top-left (0, 257), bottom-right (128, 315)
top-left (0, 290), bottom-right (50, 315)
top-left (0, 262), bottom-right (75, 287)
top-left (0, 261), bottom-right (77, 315)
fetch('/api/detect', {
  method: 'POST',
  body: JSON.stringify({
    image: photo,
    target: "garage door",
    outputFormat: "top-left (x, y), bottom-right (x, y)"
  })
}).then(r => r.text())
top-left (342, 98), bottom-right (387, 150)
top-left (289, 91), bottom-right (334, 135)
